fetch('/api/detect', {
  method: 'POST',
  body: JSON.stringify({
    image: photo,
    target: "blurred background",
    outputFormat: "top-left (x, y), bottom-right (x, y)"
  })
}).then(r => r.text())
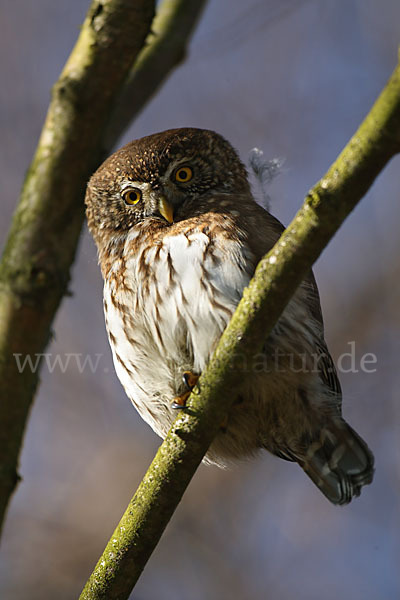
top-left (1, 0), bottom-right (400, 598)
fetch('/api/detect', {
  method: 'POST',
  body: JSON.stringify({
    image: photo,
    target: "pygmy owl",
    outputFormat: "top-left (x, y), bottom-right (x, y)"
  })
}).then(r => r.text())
top-left (85, 127), bottom-right (374, 505)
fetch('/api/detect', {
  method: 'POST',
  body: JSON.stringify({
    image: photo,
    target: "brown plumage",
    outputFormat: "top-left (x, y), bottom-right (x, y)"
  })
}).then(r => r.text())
top-left (85, 127), bottom-right (374, 505)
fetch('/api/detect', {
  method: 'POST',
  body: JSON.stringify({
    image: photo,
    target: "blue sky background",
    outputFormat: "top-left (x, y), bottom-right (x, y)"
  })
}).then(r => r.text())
top-left (1, 1), bottom-right (400, 598)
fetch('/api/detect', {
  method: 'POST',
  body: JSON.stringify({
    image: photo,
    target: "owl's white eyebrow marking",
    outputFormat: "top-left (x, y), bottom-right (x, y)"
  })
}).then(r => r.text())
top-left (120, 181), bottom-right (151, 192)
top-left (161, 158), bottom-right (192, 182)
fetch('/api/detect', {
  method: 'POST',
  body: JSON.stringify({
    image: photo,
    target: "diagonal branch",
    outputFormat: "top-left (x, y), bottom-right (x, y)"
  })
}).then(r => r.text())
top-left (0, 0), bottom-right (207, 534)
top-left (80, 58), bottom-right (400, 600)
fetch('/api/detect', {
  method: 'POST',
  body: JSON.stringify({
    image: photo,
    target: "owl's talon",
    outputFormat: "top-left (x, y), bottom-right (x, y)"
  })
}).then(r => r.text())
top-left (182, 371), bottom-right (199, 390)
top-left (171, 389), bottom-right (191, 410)
top-left (171, 402), bottom-right (185, 410)
top-left (171, 371), bottom-right (199, 410)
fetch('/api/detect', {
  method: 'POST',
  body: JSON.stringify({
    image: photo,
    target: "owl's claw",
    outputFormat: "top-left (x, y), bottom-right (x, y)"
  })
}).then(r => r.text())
top-left (171, 371), bottom-right (199, 410)
top-left (182, 371), bottom-right (199, 390)
top-left (171, 390), bottom-right (191, 410)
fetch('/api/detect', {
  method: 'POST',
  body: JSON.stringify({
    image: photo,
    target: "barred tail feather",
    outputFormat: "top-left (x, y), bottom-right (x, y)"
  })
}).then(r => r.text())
top-left (299, 419), bottom-right (374, 505)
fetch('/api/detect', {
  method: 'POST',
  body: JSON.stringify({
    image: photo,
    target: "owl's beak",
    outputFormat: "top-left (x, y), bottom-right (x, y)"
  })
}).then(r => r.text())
top-left (158, 196), bottom-right (174, 224)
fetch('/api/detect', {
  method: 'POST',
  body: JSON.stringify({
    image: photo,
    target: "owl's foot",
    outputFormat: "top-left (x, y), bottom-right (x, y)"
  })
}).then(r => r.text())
top-left (171, 371), bottom-right (199, 410)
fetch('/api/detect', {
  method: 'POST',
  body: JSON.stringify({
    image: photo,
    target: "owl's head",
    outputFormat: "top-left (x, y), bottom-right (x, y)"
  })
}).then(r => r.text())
top-left (85, 128), bottom-right (250, 245)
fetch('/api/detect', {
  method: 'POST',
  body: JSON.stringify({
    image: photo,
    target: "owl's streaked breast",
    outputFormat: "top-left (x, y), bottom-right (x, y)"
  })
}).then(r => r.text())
top-left (103, 222), bottom-right (253, 437)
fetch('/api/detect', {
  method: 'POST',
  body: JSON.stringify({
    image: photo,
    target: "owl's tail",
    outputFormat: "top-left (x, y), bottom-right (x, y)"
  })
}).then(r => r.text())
top-left (298, 418), bottom-right (374, 505)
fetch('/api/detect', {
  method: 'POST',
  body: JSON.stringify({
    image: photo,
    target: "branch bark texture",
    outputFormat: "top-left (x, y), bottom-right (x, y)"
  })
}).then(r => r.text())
top-left (80, 59), bottom-right (400, 600)
top-left (104, 0), bottom-right (207, 147)
top-left (0, 0), bottom-right (207, 533)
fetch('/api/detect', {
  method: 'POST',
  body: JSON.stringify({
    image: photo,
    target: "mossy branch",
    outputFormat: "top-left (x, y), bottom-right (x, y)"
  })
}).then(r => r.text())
top-left (80, 59), bottom-right (400, 600)
top-left (104, 0), bottom-right (208, 148)
top-left (0, 0), bottom-right (207, 534)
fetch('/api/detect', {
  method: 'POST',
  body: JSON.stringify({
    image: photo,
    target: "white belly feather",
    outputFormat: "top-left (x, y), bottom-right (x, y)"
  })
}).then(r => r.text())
top-left (103, 229), bottom-right (252, 437)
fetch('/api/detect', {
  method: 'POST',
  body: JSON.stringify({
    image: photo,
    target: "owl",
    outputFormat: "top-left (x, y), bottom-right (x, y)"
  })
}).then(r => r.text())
top-left (85, 127), bottom-right (374, 505)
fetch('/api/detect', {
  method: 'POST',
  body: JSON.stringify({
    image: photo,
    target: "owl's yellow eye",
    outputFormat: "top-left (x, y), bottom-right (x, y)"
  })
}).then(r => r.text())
top-left (174, 166), bottom-right (193, 183)
top-left (123, 188), bottom-right (142, 205)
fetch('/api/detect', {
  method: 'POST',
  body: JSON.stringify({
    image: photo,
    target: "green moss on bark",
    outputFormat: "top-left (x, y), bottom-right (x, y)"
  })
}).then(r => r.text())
top-left (0, 0), bottom-right (209, 541)
top-left (0, 0), bottom-right (156, 533)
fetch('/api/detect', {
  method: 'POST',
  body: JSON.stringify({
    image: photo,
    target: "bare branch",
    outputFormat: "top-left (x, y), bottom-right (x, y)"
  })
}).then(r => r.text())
top-left (104, 0), bottom-right (208, 149)
top-left (79, 58), bottom-right (400, 600)
top-left (1, 0), bottom-right (197, 533)
top-left (0, 0), bottom-right (208, 533)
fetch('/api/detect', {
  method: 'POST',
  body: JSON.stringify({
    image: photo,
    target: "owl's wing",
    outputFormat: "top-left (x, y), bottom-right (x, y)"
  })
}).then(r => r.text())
top-left (248, 205), bottom-right (342, 401)
top-left (305, 272), bottom-right (342, 398)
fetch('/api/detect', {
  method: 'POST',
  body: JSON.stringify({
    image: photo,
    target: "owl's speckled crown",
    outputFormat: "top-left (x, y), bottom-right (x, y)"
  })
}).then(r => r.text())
top-left (93, 127), bottom-right (248, 186)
